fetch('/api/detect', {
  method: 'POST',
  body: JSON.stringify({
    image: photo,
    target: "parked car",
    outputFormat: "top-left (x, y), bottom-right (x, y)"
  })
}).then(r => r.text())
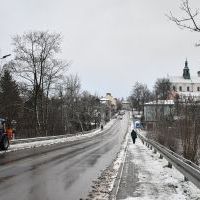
top-left (119, 110), bottom-right (125, 115)
top-left (119, 116), bottom-right (123, 120)
top-left (134, 120), bottom-right (141, 128)
top-left (113, 114), bottom-right (118, 119)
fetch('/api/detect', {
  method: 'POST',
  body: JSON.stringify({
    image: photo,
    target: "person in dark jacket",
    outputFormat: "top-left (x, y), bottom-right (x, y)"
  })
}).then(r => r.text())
top-left (131, 129), bottom-right (137, 144)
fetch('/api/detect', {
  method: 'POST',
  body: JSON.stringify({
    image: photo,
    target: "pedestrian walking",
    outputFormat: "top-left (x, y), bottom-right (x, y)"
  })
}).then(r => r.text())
top-left (131, 129), bottom-right (137, 144)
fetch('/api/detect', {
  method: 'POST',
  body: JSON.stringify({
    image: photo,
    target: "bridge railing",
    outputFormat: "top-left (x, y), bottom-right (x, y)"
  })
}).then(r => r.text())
top-left (137, 131), bottom-right (200, 189)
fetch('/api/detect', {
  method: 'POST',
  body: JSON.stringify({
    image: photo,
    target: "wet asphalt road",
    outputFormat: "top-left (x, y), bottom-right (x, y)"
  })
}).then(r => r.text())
top-left (0, 113), bottom-right (129, 200)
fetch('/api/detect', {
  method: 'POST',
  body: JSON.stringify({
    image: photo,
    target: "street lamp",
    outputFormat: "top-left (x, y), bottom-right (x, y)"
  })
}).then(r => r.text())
top-left (0, 54), bottom-right (11, 59)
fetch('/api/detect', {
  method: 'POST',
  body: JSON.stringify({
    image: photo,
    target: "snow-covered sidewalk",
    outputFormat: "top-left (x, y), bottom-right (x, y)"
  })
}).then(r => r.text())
top-left (116, 137), bottom-right (200, 200)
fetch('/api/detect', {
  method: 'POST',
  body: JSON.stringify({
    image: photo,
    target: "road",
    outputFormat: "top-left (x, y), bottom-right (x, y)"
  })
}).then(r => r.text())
top-left (0, 112), bottom-right (129, 200)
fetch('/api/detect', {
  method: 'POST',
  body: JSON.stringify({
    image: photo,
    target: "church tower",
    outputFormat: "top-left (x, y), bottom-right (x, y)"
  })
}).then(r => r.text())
top-left (183, 59), bottom-right (190, 79)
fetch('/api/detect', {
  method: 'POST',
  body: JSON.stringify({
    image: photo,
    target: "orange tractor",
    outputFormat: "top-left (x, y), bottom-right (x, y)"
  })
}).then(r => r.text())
top-left (0, 118), bottom-right (14, 150)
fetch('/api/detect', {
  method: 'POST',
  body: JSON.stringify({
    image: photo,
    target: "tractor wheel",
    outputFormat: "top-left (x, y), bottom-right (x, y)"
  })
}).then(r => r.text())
top-left (0, 135), bottom-right (9, 150)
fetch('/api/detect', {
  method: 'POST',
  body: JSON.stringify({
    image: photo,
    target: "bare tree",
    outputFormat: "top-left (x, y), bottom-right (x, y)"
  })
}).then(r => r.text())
top-left (129, 82), bottom-right (152, 113)
top-left (154, 78), bottom-right (172, 100)
top-left (175, 101), bottom-right (200, 163)
top-left (63, 74), bottom-right (81, 133)
top-left (79, 91), bottom-right (100, 131)
top-left (168, 0), bottom-right (200, 35)
top-left (43, 59), bottom-right (68, 135)
top-left (12, 31), bottom-right (68, 134)
top-left (166, 1), bottom-right (200, 163)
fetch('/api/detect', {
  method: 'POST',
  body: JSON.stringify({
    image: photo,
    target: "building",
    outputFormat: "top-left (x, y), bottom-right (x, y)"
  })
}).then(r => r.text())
top-left (105, 93), bottom-right (117, 111)
top-left (144, 100), bottom-right (174, 130)
top-left (100, 97), bottom-right (111, 123)
top-left (121, 100), bottom-right (131, 110)
top-left (169, 60), bottom-right (200, 101)
top-left (100, 93), bottom-right (117, 123)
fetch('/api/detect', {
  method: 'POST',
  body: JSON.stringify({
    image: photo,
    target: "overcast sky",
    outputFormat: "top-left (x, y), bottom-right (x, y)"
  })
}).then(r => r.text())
top-left (1, 0), bottom-right (200, 98)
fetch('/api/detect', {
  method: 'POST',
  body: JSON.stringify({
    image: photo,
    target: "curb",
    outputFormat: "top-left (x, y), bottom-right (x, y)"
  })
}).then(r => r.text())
top-left (10, 129), bottom-right (99, 145)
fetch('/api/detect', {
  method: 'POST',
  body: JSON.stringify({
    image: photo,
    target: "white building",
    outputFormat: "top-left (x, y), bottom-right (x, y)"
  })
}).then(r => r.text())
top-left (105, 93), bottom-right (117, 111)
top-left (121, 100), bottom-right (131, 110)
top-left (144, 100), bottom-right (174, 121)
top-left (169, 60), bottom-right (200, 101)
top-left (144, 100), bottom-right (174, 130)
top-left (100, 93), bottom-right (117, 123)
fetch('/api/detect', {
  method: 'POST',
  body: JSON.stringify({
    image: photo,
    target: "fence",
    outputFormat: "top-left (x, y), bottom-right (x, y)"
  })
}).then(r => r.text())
top-left (138, 132), bottom-right (200, 189)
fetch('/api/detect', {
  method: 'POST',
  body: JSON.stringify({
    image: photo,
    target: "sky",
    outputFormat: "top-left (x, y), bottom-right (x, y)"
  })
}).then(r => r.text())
top-left (1, 0), bottom-right (200, 99)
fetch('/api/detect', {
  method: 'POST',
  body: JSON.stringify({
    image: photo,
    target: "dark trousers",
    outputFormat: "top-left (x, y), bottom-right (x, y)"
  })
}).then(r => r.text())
top-left (132, 138), bottom-right (136, 144)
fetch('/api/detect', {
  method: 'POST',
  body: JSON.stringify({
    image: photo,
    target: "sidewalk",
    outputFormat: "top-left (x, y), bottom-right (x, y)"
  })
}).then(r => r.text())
top-left (116, 136), bottom-right (200, 200)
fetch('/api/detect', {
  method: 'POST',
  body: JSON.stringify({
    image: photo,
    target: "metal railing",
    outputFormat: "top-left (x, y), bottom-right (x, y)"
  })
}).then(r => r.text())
top-left (137, 132), bottom-right (200, 189)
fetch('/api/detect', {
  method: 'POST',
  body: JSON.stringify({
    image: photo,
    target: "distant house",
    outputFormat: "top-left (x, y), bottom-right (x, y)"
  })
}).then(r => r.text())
top-left (169, 60), bottom-right (200, 102)
top-left (100, 93), bottom-right (117, 123)
top-left (122, 101), bottom-right (131, 110)
top-left (144, 100), bottom-right (174, 130)
top-left (105, 93), bottom-right (117, 111)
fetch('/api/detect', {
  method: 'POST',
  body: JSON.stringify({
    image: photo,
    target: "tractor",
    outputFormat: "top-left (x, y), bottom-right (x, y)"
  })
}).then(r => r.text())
top-left (0, 118), bottom-right (13, 150)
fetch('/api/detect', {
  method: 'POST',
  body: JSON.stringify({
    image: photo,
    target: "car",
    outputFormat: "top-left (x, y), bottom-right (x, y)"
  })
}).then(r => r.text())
top-left (134, 120), bottom-right (141, 129)
top-left (119, 116), bottom-right (123, 120)
top-left (134, 114), bottom-right (142, 119)
top-left (119, 110), bottom-right (125, 115)
top-left (113, 114), bottom-right (118, 119)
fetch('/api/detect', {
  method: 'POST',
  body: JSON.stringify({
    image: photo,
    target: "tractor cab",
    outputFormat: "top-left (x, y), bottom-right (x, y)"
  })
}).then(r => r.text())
top-left (0, 118), bottom-right (10, 150)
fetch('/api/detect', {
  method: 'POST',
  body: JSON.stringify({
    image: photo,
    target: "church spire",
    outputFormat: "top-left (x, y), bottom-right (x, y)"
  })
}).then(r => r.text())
top-left (183, 59), bottom-right (190, 79)
top-left (185, 58), bottom-right (188, 68)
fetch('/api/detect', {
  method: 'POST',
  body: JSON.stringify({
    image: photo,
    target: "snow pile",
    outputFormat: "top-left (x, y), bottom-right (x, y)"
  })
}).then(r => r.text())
top-left (0, 119), bottom-right (116, 154)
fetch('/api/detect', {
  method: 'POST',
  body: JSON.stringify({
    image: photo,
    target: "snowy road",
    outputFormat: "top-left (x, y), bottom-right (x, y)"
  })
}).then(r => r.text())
top-left (116, 134), bottom-right (200, 200)
top-left (0, 113), bottom-right (129, 200)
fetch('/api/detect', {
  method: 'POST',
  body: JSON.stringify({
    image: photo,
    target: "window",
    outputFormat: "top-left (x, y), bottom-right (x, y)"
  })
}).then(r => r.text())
top-left (198, 87), bottom-right (200, 91)
top-left (187, 86), bottom-right (190, 91)
top-left (173, 86), bottom-right (176, 91)
top-left (179, 86), bottom-right (182, 91)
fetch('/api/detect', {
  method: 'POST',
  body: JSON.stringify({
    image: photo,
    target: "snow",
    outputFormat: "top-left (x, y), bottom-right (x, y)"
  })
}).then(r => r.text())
top-left (169, 76), bottom-right (200, 84)
top-left (1, 115), bottom-right (200, 199)
top-left (0, 119), bottom-right (116, 154)
top-left (123, 138), bottom-right (200, 200)
top-left (86, 121), bottom-right (131, 200)
top-left (145, 100), bottom-right (174, 105)
top-left (87, 127), bottom-right (200, 200)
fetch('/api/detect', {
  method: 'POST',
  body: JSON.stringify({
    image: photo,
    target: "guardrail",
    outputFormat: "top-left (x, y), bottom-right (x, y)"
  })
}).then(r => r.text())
top-left (10, 119), bottom-right (119, 145)
top-left (137, 132), bottom-right (200, 189)
top-left (10, 128), bottom-right (99, 145)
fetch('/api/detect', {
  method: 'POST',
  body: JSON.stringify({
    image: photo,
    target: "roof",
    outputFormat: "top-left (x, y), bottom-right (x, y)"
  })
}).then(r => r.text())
top-left (100, 97), bottom-right (109, 101)
top-left (145, 100), bottom-right (174, 105)
top-left (169, 76), bottom-right (200, 84)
